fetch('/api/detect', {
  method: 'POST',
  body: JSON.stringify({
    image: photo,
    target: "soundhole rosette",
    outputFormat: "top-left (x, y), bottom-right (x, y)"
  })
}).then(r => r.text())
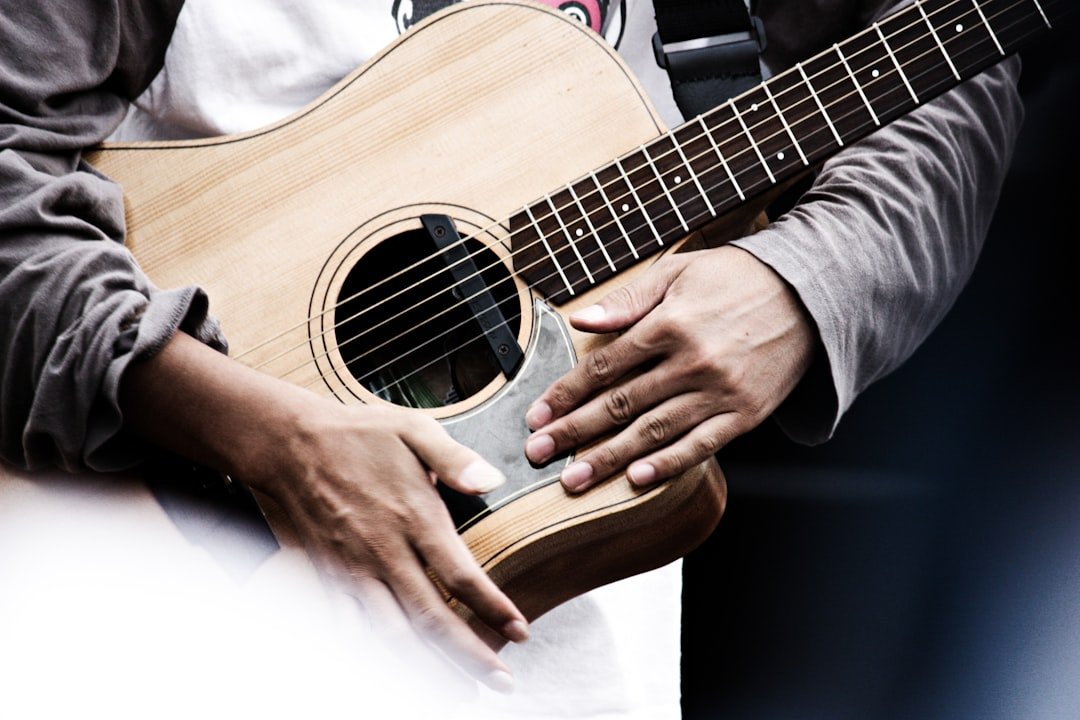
top-left (308, 206), bottom-right (532, 414)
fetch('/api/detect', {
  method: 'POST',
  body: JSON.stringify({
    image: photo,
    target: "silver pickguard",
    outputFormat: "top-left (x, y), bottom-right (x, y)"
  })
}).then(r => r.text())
top-left (439, 299), bottom-right (575, 530)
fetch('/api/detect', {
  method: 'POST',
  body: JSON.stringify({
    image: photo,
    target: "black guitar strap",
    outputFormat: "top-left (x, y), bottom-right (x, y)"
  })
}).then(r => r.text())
top-left (651, 0), bottom-right (815, 219)
top-left (651, 0), bottom-right (766, 118)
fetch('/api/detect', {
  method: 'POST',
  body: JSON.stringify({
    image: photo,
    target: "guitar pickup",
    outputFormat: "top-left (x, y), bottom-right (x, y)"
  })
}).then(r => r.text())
top-left (421, 214), bottom-right (524, 379)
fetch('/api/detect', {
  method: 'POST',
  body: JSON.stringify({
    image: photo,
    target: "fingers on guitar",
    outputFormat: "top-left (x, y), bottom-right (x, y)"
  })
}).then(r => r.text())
top-left (559, 402), bottom-right (683, 491)
top-left (411, 514), bottom-right (529, 647)
top-left (629, 413), bottom-right (740, 486)
top-left (528, 367), bottom-right (677, 465)
top-left (531, 331), bottom-right (650, 426)
top-left (561, 395), bottom-right (734, 492)
top-left (371, 535), bottom-right (517, 692)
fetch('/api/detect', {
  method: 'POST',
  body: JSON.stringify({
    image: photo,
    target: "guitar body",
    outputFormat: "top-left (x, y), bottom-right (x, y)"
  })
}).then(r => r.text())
top-left (7, 0), bottom-right (1060, 643)
top-left (82, 1), bottom-right (728, 627)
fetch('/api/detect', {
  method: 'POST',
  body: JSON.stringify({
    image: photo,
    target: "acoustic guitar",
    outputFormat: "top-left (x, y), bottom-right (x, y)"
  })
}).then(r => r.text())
top-left (5, 0), bottom-right (1063, 633)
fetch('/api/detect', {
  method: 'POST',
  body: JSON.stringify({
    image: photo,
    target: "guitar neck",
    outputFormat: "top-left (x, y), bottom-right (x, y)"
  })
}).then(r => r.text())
top-left (515, 0), bottom-right (1064, 302)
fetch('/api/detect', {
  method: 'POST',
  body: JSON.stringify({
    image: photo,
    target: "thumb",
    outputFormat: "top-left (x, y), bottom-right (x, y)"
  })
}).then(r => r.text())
top-left (401, 415), bottom-right (505, 495)
top-left (568, 256), bottom-right (684, 333)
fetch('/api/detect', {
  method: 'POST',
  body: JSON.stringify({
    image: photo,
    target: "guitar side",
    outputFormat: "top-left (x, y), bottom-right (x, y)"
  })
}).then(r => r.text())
top-left (83, 1), bottom-right (730, 629)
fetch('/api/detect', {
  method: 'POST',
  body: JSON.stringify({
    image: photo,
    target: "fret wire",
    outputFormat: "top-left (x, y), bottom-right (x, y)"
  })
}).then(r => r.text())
top-left (796, 61), bottom-right (844, 146)
top-left (601, 1), bottom-right (1022, 257)
top-left (730, 100), bottom-right (776, 184)
top-left (523, 203), bottom-right (574, 296)
top-left (580, 0), bottom-right (1024, 264)
top-left (1030, 0), bottom-right (1050, 27)
top-left (917, 0), bottom-right (961, 79)
top-left (833, 43), bottom-right (881, 126)
top-left (640, 144), bottom-right (689, 232)
top-left (588, 2), bottom-right (1034, 279)
top-left (669, 129), bottom-right (716, 216)
top-left (675, 0), bottom-right (1005, 199)
top-left (544, 193), bottom-right (594, 284)
top-left (523, 0), bottom-right (1006, 288)
top-left (615, 158), bottom-right (664, 246)
top-left (874, 21), bottom-right (921, 103)
top-left (937, 4), bottom-right (1001, 70)
top-left (567, 182), bottom-right (616, 272)
top-left (697, 116), bottom-right (745, 200)
top-left (886, 9), bottom-right (952, 103)
top-left (972, 0), bottom-right (1005, 54)
top-left (515, 0), bottom-right (1002, 260)
top-left (534, 0), bottom-right (1037, 293)
top-left (762, 84), bottom-right (809, 166)
top-left (693, 5), bottom-right (1039, 235)
top-left (682, 1), bottom-right (1036, 222)
top-left (576, 0), bottom-right (998, 242)
top-left (591, 170), bottom-right (638, 260)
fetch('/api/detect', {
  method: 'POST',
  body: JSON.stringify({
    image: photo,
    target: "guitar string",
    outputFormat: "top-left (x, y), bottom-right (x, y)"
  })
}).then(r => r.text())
top-left (258, 0), bottom-right (1016, 396)
top-left (266, 0), bottom-right (1029, 390)
top-left (305, 0), bottom-right (1014, 499)
top-left (232, 0), bottom-right (990, 366)
top-left (238, 0), bottom-right (987, 368)
top-left (316, 4), bottom-right (1041, 401)
top-left (294, 0), bottom-right (1034, 396)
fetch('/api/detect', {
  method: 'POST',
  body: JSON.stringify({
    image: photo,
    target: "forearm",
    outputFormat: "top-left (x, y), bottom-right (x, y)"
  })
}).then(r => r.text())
top-left (118, 329), bottom-right (528, 686)
top-left (0, 150), bottom-right (224, 471)
top-left (732, 57), bottom-right (1024, 443)
top-left (117, 330), bottom-right (310, 490)
top-left (0, 0), bottom-right (202, 472)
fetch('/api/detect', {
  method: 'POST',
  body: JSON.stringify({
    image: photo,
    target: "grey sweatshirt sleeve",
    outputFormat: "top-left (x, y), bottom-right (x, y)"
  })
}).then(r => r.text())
top-left (0, 0), bottom-right (224, 473)
top-left (730, 36), bottom-right (1023, 445)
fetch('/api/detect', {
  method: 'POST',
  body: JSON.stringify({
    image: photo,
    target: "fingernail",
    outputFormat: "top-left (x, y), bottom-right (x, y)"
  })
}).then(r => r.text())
top-left (561, 461), bottom-right (594, 492)
top-left (627, 462), bottom-right (657, 487)
top-left (525, 401), bottom-right (552, 430)
top-left (571, 304), bottom-right (606, 324)
top-left (525, 434), bottom-right (555, 464)
top-left (485, 669), bottom-right (515, 694)
top-left (459, 460), bottom-right (505, 493)
top-left (503, 619), bottom-right (529, 643)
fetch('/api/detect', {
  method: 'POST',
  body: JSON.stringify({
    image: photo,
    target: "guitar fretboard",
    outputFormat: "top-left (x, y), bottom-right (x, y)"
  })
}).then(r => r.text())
top-left (512, 0), bottom-right (1060, 303)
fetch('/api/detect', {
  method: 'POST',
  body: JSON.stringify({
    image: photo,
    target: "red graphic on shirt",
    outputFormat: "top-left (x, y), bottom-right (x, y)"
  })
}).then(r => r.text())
top-left (392, 0), bottom-right (612, 36)
top-left (536, 0), bottom-right (607, 33)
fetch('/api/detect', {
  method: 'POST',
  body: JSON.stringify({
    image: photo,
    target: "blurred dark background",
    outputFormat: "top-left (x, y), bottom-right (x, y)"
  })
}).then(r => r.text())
top-left (681, 16), bottom-right (1080, 720)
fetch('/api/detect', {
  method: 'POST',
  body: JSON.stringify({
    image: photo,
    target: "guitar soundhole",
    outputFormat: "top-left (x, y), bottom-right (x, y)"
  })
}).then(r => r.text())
top-left (334, 227), bottom-right (520, 409)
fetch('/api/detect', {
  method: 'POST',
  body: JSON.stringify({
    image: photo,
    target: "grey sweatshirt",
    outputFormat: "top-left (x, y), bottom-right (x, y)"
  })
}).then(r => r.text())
top-left (0, 0), bottom-right (1023, 472)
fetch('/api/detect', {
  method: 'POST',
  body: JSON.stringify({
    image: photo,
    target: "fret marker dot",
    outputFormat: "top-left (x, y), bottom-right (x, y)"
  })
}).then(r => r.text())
top-left (777, 152), bottom-right (785, 161)
top-left (872, 68), bottom-right (880, 78)
top-left (575, 228), bottom-right (584, 237)
top-left (621, 203), bottom-right (630, 212)
top-left (751, 103), bottom-right (758, 111)
top-left (955, 23), bottom-right (963, 32)
top-left (674, 175), bottom-right (682, 184)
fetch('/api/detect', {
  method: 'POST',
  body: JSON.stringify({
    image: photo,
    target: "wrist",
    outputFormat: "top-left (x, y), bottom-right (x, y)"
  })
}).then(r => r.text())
top-left (120, 331), bottom-right (318, 495)
top-left (221, 379), bottom-right (322, 499)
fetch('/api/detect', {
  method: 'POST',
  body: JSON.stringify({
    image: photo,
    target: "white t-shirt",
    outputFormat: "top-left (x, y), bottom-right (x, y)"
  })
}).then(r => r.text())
top-left (113, 0), bottom-right (683, 139)
top-left (111, 1), bottom-right (686, 719)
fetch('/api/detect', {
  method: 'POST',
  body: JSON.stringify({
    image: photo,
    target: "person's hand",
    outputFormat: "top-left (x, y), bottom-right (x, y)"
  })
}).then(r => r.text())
top-left (243, 393), bottom-right (528, 691)
top-left (120, 333), bottom-right (528, 692)
top-left (523, 245), bottom-right (815, 492)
